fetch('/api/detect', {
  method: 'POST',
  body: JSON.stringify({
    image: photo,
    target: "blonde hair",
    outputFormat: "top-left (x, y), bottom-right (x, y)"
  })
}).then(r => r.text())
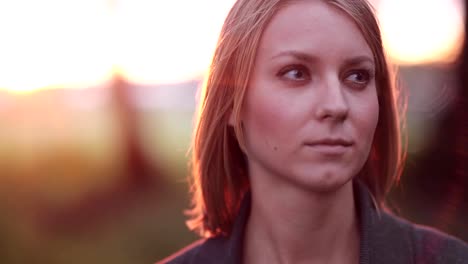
top-left (187, 0), bottom-right (405, 237)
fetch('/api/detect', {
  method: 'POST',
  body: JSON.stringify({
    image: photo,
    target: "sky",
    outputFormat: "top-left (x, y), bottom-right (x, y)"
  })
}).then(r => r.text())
top-left (0, 0), bottom-right (464, 93)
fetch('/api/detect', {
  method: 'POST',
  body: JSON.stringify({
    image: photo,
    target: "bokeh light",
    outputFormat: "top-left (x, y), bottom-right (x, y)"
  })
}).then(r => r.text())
top-left (377, 0), bottom-right (464, 65)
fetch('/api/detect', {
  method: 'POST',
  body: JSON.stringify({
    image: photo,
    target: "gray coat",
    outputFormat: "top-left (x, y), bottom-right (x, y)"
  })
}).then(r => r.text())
top-left (158, 181), bottom-right (468, 264)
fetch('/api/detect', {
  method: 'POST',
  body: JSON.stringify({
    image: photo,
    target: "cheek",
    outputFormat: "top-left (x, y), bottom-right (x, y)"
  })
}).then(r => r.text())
top-left (369, 94), bottom-right (380, 132)
top-left (243, 97), bottom-right (281, 148)
top-left (242, 90), bottom-right (297, 152)
top-left (246, 101), bottom-right (279, 131)
top-left (354, 92), bottom-right (380, 143)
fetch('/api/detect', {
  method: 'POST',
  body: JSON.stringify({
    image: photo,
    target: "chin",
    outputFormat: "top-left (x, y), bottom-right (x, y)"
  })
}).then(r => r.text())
top-left (290, 166), bottom-right (357, 194)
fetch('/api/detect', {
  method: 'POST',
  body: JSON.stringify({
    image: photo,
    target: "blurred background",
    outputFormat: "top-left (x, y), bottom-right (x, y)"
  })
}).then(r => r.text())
top-left (0, 0), bottom-right (466, 263)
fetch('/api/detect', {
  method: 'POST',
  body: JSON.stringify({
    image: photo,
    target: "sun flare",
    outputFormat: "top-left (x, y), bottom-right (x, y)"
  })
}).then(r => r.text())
top-left (0, 0), bottom-right (464, 93)
top-left (377, 0), bottom-right (464, 65)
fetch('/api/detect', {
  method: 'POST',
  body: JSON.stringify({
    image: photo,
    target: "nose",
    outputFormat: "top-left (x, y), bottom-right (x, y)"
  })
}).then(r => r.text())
top-left (315, 77), bottom-right (349, 121)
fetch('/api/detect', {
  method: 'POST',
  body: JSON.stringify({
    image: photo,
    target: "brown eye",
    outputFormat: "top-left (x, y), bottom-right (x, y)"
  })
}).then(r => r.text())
top-left (346, 71), bottom-right (370, 83)
top-left (278, 65), bottom-right (311, 81)
top-left (344, 69), bottom-right (373, 89)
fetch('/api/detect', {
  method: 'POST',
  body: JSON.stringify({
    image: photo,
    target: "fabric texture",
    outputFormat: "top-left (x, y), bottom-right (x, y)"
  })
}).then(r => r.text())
top-left (157, 181), bottom-right (468, 264)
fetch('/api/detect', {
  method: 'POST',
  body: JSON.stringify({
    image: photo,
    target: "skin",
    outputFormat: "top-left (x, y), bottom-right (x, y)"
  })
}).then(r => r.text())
top-left (237, 1), bottom-right (379, 263)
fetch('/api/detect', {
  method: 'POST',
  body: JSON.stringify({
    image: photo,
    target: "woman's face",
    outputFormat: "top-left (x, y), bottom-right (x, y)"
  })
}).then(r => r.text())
top-left (239, 1), bottom-right (379, 192)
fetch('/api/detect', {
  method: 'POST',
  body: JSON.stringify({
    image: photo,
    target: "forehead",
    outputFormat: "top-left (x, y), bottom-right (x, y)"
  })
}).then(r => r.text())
top-left (258, 1), bottom-right (373, 62)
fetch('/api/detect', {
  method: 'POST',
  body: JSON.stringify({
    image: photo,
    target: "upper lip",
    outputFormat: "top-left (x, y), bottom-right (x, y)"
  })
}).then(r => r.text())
top-left (305, 138), bottom-right (354, 147)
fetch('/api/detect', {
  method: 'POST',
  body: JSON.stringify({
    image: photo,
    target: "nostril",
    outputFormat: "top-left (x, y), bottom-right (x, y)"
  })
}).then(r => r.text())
top-left (316, 104), bottom-right (349, 121)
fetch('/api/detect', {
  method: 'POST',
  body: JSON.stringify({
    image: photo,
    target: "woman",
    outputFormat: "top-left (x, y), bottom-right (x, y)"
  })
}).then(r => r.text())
top-left (159, 0), bottom-right (468, 263)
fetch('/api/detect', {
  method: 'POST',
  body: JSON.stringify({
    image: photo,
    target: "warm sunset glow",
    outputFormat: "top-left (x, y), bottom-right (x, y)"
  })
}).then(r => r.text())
top-left (0, 0), bottom-right (114, 93)
top-left (114, 0), bottom-right (235, 85)
top-left (0, 0), bottom-right (235, 93)
top-left (0, 0), bottom-right (464, 93)
top-left (377, 0), bottom-right (464, 65)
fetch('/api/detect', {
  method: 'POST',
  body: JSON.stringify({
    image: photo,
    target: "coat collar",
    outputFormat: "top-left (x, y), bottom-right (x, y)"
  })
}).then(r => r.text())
top-left (193, 180), bottom-right (413, 264)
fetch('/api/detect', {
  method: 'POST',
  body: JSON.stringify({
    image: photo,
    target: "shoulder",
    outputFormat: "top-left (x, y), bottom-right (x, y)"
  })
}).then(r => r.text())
top-left (156, 239), bottom-right (205, 264)
top-left (409, 222), bottom-right (468, 263)
top-left (155, 236), bottom-right (230, 264)
top-left (379, 211), bottom-right (468, 263)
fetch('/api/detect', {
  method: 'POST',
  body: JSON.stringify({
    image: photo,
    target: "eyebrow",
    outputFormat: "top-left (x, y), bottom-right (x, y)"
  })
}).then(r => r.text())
top-left (270, 50), bottom-right (375, 66)
top-left (271, 50), bottom-right (318, 62)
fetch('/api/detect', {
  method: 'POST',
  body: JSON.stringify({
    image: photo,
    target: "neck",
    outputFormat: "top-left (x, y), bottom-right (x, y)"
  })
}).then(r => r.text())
top-left (243, 180), bottom-right (360, 264)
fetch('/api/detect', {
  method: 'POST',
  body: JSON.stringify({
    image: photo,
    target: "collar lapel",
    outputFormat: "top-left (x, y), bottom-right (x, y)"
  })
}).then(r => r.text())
top-left (355, 180), bottom-right (414, 264)
top-left (194, 181), bottom-right (414, 264)
top-left (194, 192), bottom-right (251, 264)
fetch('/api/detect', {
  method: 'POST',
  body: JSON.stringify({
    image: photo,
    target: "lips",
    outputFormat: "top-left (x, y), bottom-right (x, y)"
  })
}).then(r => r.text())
top-left (304, 138), bottom-right (354, 155)
top-left (304, 138), bottom-right (354, 147)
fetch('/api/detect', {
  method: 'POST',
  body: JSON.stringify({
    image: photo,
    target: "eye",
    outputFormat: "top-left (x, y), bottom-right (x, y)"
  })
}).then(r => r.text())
top-left (277, 65), bottom-right (311, 82)
top-left (344, 69), bottom-right (374, 89)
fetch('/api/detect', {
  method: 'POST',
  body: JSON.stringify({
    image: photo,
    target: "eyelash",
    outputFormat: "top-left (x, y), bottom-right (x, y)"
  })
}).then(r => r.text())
top-left (343, 69), bottom-right (374, 90)
top-left (277, 64), bottom-right (311, 82)
top-left (277, 65), bottom-right (374, 89)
